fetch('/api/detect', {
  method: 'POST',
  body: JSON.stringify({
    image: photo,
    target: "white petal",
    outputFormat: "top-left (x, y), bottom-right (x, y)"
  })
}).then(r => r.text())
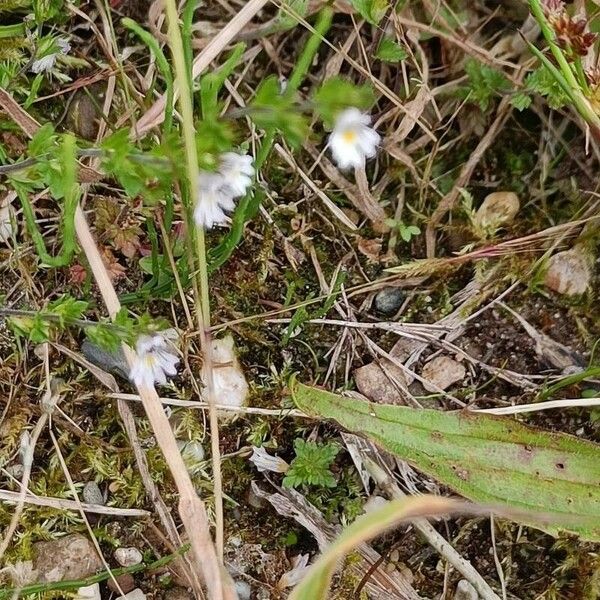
top-left (334, 107), bottom-right (368, 130)
top-left (31, 54), bottom-right (57, 73)
top-left (129, 358), bottom-right (154, 389)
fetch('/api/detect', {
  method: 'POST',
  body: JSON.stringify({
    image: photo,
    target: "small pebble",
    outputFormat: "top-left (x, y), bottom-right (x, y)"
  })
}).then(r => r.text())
top-left (121, 589), bottom-right (146, 600)
top-left (82, 481), bottom-right (104, 506)
top-left (363, 495), bottom-right (388, 514)
top-left (114, 547), bottom-right (143, 568)
top-left (374, 287), bottom-right (405, 315)
top-left (473, 191), bottom-right (520, 232)
top-left (454, 579), bottom-right (479, 600)
top-left (81, 340), bottom-right (129, 379)
top-left (74, 583), bottom-right (101, 600)
top-left (108, 573), bottom-right (136, 594)
top-left (544, 246), bottom-right (592, 296)
top-left (234, 580), bottom-right (252, 600)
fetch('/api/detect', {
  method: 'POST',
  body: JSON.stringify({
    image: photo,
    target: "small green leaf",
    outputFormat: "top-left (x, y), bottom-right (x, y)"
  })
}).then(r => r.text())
top-left (375, 37), bottom-right (408, 62)
top-left (313, 77), bottom-right (375, 127)
top-left (510, 91), bottom-right (532, 111)
top-left (399, 224), bottom-right (420, 242)
top-left (459, 59), bottom-right (510, 111)
top-left (293, 381), bottom-right (600, 540)
top-left (250, 75), bottom-right (308, 147)
top-left (283, 439), bottom-right (339, 489)
top-left (350, 0), bottom-right (388, 25)
top-left (47, 295), bottom-right (88, 326)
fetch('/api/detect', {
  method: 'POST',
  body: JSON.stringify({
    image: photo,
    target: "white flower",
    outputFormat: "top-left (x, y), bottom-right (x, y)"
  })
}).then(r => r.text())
top-left (31, 55), bottom-right (57, 74)
top-left (57, 38), bottom-right (71, 54)
top-left (129, 334), bottom-right (179, 389)
top-left (193, 171), bottom-right (235, 229)
top-left (218, 152), bottom-right (254, 198)
top-left (31, 37), bottom-right (70, 74)
top-left (328, 107), bottom-right (380, 170)
top-left (193, 152), bottom-right (254, 230)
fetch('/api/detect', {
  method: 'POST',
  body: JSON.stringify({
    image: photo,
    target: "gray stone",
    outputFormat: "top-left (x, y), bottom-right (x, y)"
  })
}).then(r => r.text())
top-left (121, 590), bottom-right (146, 600)
top-left (114, 547), bottom-right (143, 567)
top-left (33, 534), bottom-right (103, 583)
top-left (234, 580), bottom-right (252, 600)
top-left (544, 246), bottom-right (593, 296)
top-left (374, 287), bottom-right (405, 315)
top-left (454, 579), bottom-right (479, 600)
top-left (81, 340), bottom-right (129, 379)
top-left (82, 481), bottom-right (104, 506)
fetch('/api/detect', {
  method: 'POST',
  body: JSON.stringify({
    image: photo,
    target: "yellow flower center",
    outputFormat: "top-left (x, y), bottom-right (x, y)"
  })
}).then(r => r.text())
top-left (342, 129), bottom-right (358, 144)
top-left (143, 354), bottom-right (157, 368)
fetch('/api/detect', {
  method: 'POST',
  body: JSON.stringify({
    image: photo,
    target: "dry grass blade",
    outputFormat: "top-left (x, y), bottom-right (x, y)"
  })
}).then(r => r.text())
top-left (289, 495), bottom-right (492, 600)
top-left (133, 0), bottom-right (269, 137)
top-left (73, 207), bottom-right (229, 599)
top-left (425, 95), bottom-right (514, 257)
top-left (0, 489), bottom-right (150, 516)
top-left (253, 483), bottom-right (421, 600)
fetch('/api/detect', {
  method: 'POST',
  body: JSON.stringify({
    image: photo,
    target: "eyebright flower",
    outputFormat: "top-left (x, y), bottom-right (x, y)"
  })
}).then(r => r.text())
top-left (129, 334), bottom-right (179, 389)
top-left (218, 152), bottom-right (254, 198)
top-left (328, 107), bottom-right (380, 170)
top-left (193, 171), bottom-right (236, 229)
top-left (193, 152), bottom-right (254, 230)
top-left (31, 38), bottom-right (70, 74)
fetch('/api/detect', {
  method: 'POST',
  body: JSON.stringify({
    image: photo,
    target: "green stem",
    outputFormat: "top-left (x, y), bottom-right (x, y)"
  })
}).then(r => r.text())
top-left (527, 0), bottom-right (600, 135)
top-left (14, 134), bottom-right (79, 268)
top-left (122, 17), bottom-right (174, 134)
top-left (163, 0), bottom-right (225, 563)
top-left (208, 6), bottom-right (334, 271)
top-left (0, 544), bottom-right (190, 599)
top-left (528, 0), bottom-right (580, 90)
top-left (574, 57), bottom-right (590, 95)
top-left (286, 6), bottom-right (333, 94)
top-left (182, 0), bottom-right (197, 89)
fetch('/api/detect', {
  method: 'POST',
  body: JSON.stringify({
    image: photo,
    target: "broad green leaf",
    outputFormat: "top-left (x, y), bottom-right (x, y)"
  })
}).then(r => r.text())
top-left (292, 381), bottom-right (600, 540)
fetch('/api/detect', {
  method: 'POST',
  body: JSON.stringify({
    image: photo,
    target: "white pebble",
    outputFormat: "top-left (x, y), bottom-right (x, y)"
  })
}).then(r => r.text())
top-left (114, 547), bottom-right (143, 567)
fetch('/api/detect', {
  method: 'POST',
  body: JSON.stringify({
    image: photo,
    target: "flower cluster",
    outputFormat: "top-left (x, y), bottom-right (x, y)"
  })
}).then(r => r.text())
top-left (193, 152), bottom-right (254, 230)
top-left (129, 334), bottom-right (179, 389)
top-left (542, 0), bottom-right (596, 57)
top-left (192, 108), bottom-right (380, 232)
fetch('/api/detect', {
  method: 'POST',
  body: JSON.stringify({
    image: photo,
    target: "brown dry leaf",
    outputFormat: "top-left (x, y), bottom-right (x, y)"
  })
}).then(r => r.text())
top-left (68, 264), bottom-right (87, 286)
top-left (357, 236), bottom-right (382, 263)
top-left (113, 226), bottom-right (142, 259)
top-left (100, 247), bottom-right (126, 282)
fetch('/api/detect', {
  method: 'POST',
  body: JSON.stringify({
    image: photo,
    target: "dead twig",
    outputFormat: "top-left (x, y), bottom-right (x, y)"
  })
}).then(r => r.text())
top-left (425, 96), bottom-right (514, 258)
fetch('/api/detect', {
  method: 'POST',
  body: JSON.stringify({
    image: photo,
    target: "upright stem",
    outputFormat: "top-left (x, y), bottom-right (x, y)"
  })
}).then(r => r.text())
top-left (163, 0), bottom-right (225, 562)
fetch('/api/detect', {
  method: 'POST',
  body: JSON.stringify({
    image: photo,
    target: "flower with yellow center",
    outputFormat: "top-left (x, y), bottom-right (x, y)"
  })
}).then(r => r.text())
top-left (129, 334), bottom-right (179, 389)
top-left (328, 107), bottom-right (380, 170)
